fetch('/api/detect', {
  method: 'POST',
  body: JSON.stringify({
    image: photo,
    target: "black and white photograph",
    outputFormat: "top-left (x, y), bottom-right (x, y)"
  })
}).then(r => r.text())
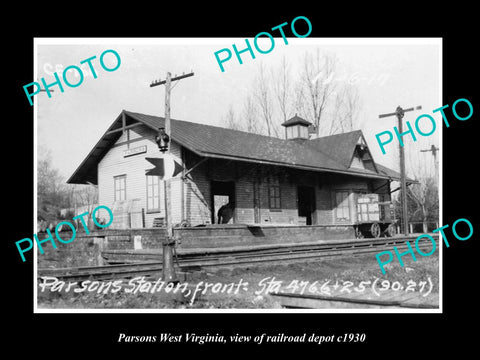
top-left (33, 38), bottom-right (441, 312)
top-left (7, 8), bottom-right (478, 354)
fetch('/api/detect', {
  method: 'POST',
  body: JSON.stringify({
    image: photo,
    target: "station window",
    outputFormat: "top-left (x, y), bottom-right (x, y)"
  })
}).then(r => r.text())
top-left (114, 175), bottom-right (126, 201)
top-left (146, 175), bottom-right (162, 212)
top-left (335, 191), bottom-right (350, 221)
top-left (286, 126), bottom-right (294, 139)
top-left (286, 125), bottom-right (308, 139)
top-left (268, 177), bottom-right (281, 210)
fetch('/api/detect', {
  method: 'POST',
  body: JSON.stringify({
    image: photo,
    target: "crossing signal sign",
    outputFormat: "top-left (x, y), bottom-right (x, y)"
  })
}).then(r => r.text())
top-left (145, 154), bottom-right (183, 180)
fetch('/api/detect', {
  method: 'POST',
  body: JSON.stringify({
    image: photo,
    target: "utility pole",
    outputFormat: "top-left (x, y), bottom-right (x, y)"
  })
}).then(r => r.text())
top-left (379, 105), bottom-right (422, 236)
top-left (421, 144), bottom-right (439, 183)
top-left (149, 71), bottom-right (194, 283)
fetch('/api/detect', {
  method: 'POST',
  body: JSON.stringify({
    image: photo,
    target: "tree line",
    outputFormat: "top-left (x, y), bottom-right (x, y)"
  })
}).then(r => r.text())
top-left (37, 146), bottom-right (98, 231)
top-left (222, 49), bottom-right (362, 138)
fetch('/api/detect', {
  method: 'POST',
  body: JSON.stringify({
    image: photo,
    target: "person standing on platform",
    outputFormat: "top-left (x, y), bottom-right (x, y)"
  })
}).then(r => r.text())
top-left (217, 203), bottom-right (234, 224)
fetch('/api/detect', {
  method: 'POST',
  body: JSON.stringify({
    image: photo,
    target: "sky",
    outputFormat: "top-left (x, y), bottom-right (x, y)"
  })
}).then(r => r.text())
top-left (35, 38), bottom-right (441, 181)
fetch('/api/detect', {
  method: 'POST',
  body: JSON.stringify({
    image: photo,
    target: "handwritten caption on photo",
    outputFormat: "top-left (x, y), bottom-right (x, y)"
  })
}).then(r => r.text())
top-left (38, 275), bottom-right (434, 305)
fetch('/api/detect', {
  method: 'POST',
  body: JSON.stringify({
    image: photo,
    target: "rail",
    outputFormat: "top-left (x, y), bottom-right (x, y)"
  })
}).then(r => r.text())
top-left (270, 292), bottom-right (438, 309)
top-left (37, 235), bottom-right (438, 282)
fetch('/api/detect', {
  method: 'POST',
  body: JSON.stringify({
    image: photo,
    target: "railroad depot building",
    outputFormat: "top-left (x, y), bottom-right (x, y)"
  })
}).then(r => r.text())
top-left (67, 110), bottom-right (405, 231)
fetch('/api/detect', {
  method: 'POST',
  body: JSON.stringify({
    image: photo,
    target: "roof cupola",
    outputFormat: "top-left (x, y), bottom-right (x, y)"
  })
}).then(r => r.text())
top-left (281, 114), bottom-right (312, 140)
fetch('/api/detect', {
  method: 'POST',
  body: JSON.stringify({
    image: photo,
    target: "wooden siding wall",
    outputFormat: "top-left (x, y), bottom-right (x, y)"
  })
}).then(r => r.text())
top-left (97, 124), bottom-right (183, 228)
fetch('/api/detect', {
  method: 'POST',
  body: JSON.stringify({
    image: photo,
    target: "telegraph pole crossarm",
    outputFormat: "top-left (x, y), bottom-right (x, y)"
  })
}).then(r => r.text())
top-left (421, 144), bottom-right (439, 156)
top-left (150, 72), bottom-right (194, 87)
top-left (378, 104), bottom-right (422, 236)
top-left (378, 105), bottom-right (422, 118)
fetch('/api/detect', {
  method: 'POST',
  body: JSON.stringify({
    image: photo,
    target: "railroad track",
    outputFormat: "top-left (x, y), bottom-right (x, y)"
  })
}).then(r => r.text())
top-left (37, 235), bottom-right (437, 282)
top-left (269, 292), bottom-right (439, 309)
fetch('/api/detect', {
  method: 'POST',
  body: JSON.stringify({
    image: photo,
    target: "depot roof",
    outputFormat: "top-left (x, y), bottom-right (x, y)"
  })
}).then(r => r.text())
top-left (67, 110), bottom-right (409, 185)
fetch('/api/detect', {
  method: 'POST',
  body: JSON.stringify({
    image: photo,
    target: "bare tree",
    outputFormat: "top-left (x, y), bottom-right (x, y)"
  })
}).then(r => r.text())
top-left (221, 49), bottom-right (363, 139)
top-left (293, 81), bottom-right (308, 120)
top-left (223, 104), bottom-right (242, 131)
top-left (299, 49), bottom-right (338, 136)
top-left (37, 145), bottom-right (74, 230)
top-left (242, 95), bottom-right (261, 134)
top-left (38, 146), bottom-right (64, 202)
top-left (37, 146), bottom-right (70, 212)
top-left (254, 63), bottom-right (279, 138)
top-left (223, 97), bottom-right (264, 135)
top-left (72, 184), bottom-right (98, 213)
top-left (328, 84), bottom-right (362, 135)
top-left (405, 148), bottom-right (439, 232)
top-left (273, 56), bottom-right (293, 124)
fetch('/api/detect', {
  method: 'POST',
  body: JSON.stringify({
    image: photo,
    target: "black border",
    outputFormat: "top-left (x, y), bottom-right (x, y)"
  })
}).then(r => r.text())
top-left (7, 6), bottom-right (478, 354)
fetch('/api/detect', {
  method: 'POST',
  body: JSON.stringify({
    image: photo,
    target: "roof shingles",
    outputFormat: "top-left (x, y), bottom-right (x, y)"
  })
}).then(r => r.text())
top-left (125, 110), bottom-right (346, 172)
top-left (67, 110), bottom-right (403, 184)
